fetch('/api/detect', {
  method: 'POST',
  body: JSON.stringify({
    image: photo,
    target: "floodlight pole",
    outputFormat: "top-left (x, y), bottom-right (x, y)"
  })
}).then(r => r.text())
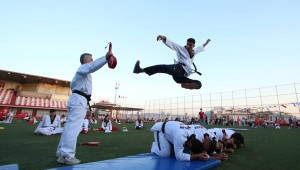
top-left (114, 83), bottom-right (120, 104)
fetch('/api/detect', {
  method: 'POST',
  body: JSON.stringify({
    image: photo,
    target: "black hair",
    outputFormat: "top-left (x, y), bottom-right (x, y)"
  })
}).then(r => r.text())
top-left (231, 133), bottom-right (244, 145)
top-left (203, 133), bottom-right (210, 138)
top-left (185, 134), bottom-right (204, 154)
top-left (206, 139), bottom-right (217, 155)
top-left (187, 38), bottom-right (196, 44)
top-left (104, 115), bottom-right (109, 123)
top-left (80, 53), bottom-right (92, 64)
top-left (233, 139), bottom-right (241, 149)
top-left (50, 109), bottom-right (56, 113)
top-left (215, 140), bottom-right (225, 154)
top-left (191, 138), bottom-right (204, 154)
top-left (225, 142), bottom-right (236, 150)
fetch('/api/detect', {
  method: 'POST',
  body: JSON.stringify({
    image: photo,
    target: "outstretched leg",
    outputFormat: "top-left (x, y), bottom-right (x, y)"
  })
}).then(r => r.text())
top-left (133, 60), bottom-right (184, 76)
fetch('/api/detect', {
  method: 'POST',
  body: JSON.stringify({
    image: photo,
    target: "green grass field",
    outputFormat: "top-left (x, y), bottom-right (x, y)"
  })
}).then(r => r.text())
top-left (0, 120), bottom-right (300, 170)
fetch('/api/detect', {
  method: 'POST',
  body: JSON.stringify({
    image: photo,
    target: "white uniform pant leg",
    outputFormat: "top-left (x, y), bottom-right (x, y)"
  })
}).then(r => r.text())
top-left (83, 119), bottom-right (89, 131)
top-left (57, 104), bottom-right (86, 158)
top-left (52, 127), bottom-right (63, 135)
top-left (151, 131), bottom-right (171, 157)
top-left (37, 127), bottom-right (54, 135)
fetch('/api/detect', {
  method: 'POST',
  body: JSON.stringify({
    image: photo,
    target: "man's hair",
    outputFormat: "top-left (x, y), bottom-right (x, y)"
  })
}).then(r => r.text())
top-left (206, 139), bottom-right (217, 155)
top-left (80, 53), bottom-right (92, 64)
top-left (187, 38), bottom-right (196, 44)
top-left (187, 134), bottom-right (204, 154)
top-left (231, 133), bottom-right (244, 145)
top-left (50, 109), bottom-right (56, 113)
top-left (225, 142), bottom-right (236, 150)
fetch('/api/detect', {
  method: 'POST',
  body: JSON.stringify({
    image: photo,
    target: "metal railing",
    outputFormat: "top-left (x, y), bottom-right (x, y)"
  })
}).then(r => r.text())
top-left (143, 83), bottom-right (300, 119)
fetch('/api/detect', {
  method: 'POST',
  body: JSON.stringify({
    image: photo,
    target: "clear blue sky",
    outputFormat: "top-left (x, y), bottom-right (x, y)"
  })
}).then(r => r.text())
top-left (1, 0), bottom-right (299, 107)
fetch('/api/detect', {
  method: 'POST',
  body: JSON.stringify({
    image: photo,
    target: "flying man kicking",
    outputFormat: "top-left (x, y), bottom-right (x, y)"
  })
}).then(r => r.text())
top-left (133, 35), bottom-right (211, 90)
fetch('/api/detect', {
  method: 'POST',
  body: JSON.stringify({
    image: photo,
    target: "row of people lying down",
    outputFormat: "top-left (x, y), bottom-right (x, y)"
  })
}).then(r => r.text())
top-left (150, 121), bottom-right (244, 161)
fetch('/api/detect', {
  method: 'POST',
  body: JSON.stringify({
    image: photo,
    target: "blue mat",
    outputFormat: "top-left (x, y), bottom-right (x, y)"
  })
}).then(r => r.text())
top-left (0, 164), bottom-right (19, 170)
top-left (49, 153), bottom-right (221, 170)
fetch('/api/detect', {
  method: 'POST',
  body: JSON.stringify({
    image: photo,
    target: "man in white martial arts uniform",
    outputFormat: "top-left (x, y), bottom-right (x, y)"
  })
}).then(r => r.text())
top-left (133, 35), bottom-right (211, 90)
top-left (100, 115), bottom-right (113, 133)
top-left (208, 128), bottom-right (244, 149)
top-left (34, 109), bottom-right (63, 135)
top-left (56, 50), bottom-right (113, 165)
top-left (150, 121), bottom-right (210, 161)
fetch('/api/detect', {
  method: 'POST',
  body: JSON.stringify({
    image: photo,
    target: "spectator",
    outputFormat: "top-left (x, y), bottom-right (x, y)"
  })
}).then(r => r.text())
top-left (34, 109), bottom-right (63, 135)
top-left (99, 115), bottom-right (113, 133)
top-left (199, 108), bottom-right (205, 126)
top-left (135, 117), bottom-right (145, 130)
top-left (81, 112), bottom-right (92, 134)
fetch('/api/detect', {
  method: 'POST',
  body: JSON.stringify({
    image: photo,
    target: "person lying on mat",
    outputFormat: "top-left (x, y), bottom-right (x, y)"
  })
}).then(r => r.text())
top-left (34, 109), bottom-right (63, 135)
top-left (208, 128), bottom-right (244, 150)
top-left (150, 121), bottom-right (228, 161)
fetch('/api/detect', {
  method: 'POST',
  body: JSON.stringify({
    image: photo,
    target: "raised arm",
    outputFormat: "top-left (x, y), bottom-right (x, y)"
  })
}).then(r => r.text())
top-left (203, 39), bottom-right (211, 48)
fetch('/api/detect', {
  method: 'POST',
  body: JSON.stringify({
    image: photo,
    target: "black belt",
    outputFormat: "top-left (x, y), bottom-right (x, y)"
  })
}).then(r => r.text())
top-left (156, 131), bottom-right (161, 151)
top-left (162, 121), bottom-right (167, 133)
top-left (157, 121), bottom-right (167, 151)
top-left (179, 62), bottom-right (202, 76)
top-left (72, 90), bottom-right (92, 111)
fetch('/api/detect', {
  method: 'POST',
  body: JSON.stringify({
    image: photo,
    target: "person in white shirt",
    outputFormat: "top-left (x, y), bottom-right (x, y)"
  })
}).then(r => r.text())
top-left (133, 35), bottom-right (211, 90)
top-left (81, 112), bottom-right (92, 134)
top-left (135, 117), bottom-right (144, 130)
top-left (100, 115), bottom-right (112, 133)
top-left (60, 114), bottom-right (66, 125)
top-left (34, 109), bottom-right (63, 135)
top-left (56, 50), bottom-right (113, 165)
top-left (275, 122), bottom-right (281, 129)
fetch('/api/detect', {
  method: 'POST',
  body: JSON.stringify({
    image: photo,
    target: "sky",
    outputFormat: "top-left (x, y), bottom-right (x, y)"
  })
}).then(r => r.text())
top-left (1, 0), bottom-right (299, 108)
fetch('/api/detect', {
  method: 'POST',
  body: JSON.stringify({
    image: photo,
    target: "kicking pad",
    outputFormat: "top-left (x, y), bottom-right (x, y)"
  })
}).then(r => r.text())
top-left (79, 142), bottom-right (100, 146)
top-left (49, 153), bottom-right (220, 170)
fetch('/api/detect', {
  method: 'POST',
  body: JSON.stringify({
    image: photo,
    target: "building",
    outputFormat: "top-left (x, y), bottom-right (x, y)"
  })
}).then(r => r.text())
top-left (0, 69), bottom-right (70, 119)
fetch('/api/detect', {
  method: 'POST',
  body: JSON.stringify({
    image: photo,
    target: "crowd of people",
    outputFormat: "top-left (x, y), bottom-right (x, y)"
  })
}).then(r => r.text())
top-left (8, 105), bottom-right (300, 167)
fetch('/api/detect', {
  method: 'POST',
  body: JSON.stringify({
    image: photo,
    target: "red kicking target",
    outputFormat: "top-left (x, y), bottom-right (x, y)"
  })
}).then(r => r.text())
top-left (79, 142), bottom-right (100, 146)
top-left (107, 42), bottom-right (117, 69)
top-left (108, 55), bottom-right (117, 69)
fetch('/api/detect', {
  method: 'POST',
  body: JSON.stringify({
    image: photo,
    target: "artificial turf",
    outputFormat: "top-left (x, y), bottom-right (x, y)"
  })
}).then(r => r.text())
top-left (0, 120), bottom-right (299, 170)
